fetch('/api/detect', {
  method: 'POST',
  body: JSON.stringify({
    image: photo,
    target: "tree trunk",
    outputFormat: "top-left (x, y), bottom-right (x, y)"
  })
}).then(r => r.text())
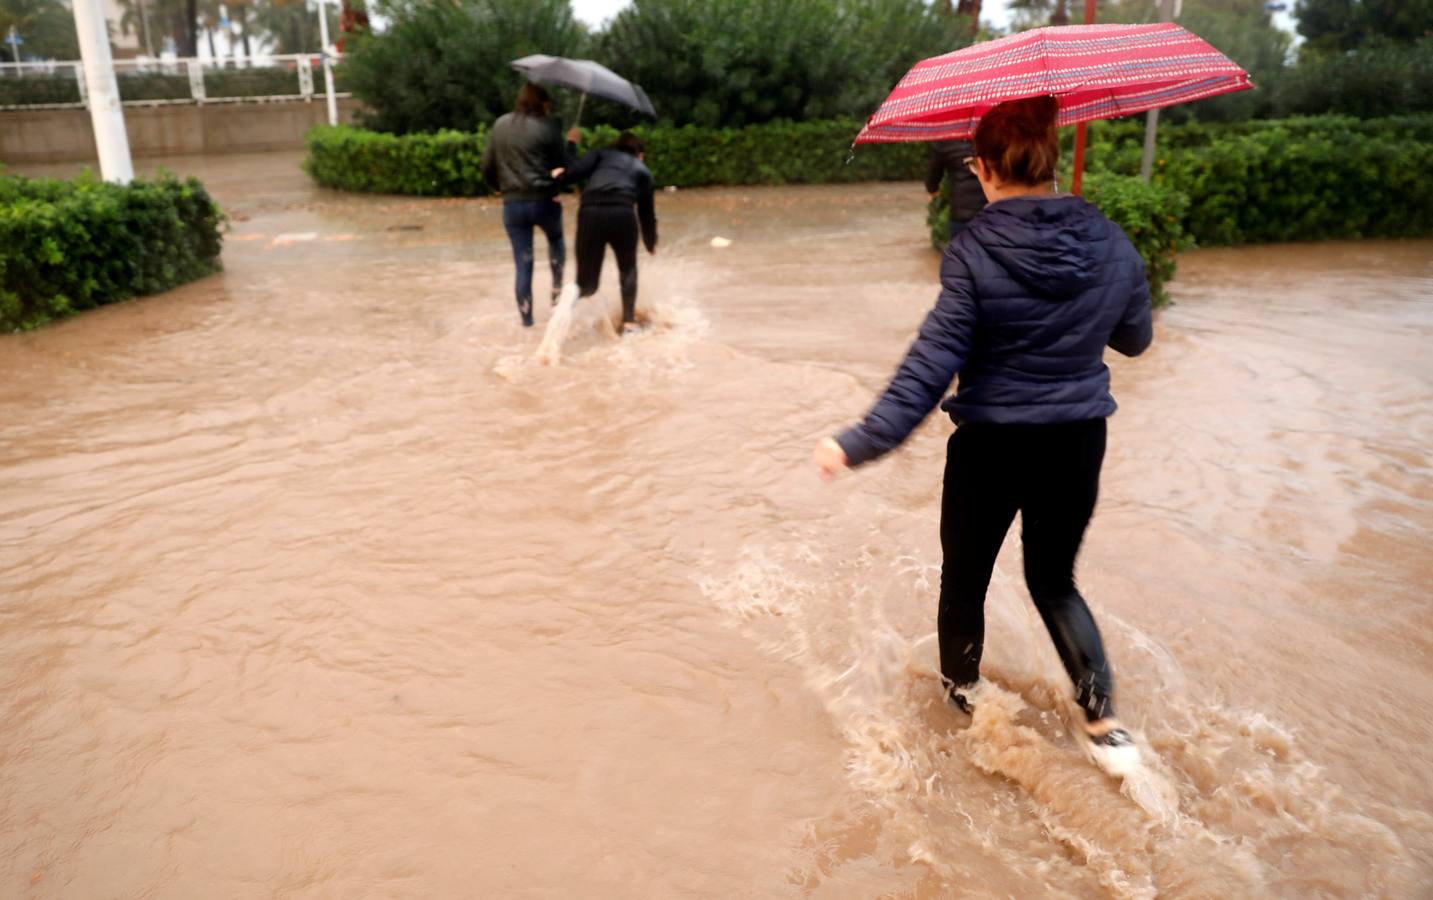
top-left (1051, 0), bottom-right (1070, 26)
top-left (956, 0), bottom-right (981, 34)
top-left (183, 0), bottom-right (198, 56)
top-left (137, 0), bottom-right (155, 56)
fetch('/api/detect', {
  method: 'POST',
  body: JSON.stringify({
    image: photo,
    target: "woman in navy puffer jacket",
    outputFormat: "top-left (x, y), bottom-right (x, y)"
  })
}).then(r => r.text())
top-left (814, 95), bottom-right (1152, 775)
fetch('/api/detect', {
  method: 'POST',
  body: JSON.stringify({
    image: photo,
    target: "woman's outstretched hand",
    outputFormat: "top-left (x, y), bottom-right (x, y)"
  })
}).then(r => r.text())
top-left (813, 437), bottom-right (849, 482)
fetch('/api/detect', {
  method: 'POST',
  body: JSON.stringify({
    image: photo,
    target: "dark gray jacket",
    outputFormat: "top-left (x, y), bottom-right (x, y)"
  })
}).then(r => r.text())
top-left (926, 140), bottom-right (987, 224)
top-left (837, 195), bottom-right (1153, 467)
top-left (481, 112), bottom-right (572, 203)
top-left (560, 149), bottom-right (658, 252)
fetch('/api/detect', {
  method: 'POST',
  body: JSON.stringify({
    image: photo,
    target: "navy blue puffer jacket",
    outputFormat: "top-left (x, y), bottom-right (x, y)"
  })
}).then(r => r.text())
top-left (836, 194), bottom-right (1152, 467)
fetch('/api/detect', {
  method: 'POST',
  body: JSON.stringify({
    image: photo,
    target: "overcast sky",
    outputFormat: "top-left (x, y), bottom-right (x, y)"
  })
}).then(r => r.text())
top-left (571, 1), bottom-right (1298, 36)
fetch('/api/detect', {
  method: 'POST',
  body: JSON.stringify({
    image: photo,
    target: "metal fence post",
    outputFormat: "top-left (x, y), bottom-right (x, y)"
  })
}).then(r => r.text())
top-left (74, 61), bottom-right (89, 108)
top-left (297, 56), bottom-right (314, 100)
top-left (316, 0), bottom-right (338, 125)
top-left (186, 58), bottom-right (205, 102)
top-left (1140, 0), bottom-right (1178, 182)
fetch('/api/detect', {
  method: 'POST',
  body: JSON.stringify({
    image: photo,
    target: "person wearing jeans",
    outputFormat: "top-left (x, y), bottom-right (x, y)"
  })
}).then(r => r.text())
top-left (813, 95), bottom-right (1153, 776)
top-left (481, 83), bottom-right (575, 326)
top-left (502, 198), bottom-right (565, 326)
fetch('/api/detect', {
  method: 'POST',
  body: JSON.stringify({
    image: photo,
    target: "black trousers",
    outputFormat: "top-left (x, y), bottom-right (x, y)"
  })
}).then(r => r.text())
top-left (939, 418), bottom-right (1116, 721)
top-left (576, 204), bottom-right (639, 323)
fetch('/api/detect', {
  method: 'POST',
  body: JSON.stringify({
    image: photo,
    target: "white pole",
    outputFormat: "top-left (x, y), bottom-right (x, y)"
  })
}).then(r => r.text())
top-left (1140, 0), bottom-right (1177, 183)
top-left (316, 0), bottom-right (337, 126)
top-left (71, 0), bottom-right (134, 183)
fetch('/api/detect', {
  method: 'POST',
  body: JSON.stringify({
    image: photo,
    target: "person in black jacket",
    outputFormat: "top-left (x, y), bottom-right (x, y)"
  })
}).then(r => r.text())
top-left (481, 84), bottom-right (576, 327)
top-left (554, 132), bottom-right (658, 334)
top-left (813, 96), bottom-right (1153, 777)
top-left (927, 139), bottom-right (987, 241)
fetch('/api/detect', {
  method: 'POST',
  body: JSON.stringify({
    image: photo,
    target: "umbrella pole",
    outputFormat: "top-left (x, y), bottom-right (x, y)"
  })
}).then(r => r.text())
top-left (575, 92), bottom-right (587, 128)
top-left (1071, 0), bottom-right (1099, 195)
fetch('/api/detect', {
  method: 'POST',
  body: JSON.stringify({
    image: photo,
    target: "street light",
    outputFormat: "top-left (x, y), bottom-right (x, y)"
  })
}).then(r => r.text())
top-left (71, 0), bottom-right (134, 182)
top-left (316, 0), bottom-right (337, 126)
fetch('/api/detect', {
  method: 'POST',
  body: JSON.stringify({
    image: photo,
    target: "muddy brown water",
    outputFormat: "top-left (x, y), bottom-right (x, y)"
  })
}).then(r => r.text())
top-left (3, 152), bottom-right (1431, 898)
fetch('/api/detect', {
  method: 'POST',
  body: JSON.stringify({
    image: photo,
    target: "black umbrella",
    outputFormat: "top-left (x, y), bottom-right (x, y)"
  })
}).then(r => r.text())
top-left (510, 54), bottom-right (657, 125)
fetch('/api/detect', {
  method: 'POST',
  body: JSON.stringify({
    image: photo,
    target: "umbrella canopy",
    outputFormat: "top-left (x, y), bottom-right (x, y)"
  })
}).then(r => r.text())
top-left (511, 54), bottom-right (657, 118)
top-left (855, 23), bottom-right (1250, 144)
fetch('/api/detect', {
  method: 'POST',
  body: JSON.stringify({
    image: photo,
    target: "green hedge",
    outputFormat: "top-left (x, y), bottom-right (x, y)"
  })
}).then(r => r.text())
top-left (304, 126), bottom-right (492, 196)
top-left (1082, 115), bottom-right (1433, 245)
top-left (1, 172), bottom-right (225, 332)
top-left (0, 65), bottom-right (349, 107)
top-left (926, 174), bottom-right (1190, 308)
top-left (304, 119), bottom-right (927, 194)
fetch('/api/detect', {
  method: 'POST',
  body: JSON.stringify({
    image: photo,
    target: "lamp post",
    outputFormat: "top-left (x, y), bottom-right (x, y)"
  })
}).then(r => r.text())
top-left (71, 0), bottom-right (134, 183)
top-left (316, 0), bottom-right (337, 126)
top-left (1140, 0), bottom-right (1178, 182)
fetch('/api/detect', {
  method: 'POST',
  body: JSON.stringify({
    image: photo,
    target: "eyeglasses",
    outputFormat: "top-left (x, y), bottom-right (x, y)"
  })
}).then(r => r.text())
top-left (963, 156), bottom-right (978, 174)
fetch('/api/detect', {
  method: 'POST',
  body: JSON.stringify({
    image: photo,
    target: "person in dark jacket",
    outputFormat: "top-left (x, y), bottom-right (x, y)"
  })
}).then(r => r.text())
top-left (481, 83), bottom-right (576, 327)
top-left (813, 95), bottom-right (1153, 776)
top-left (554, 132), bottom-right (658, 334)
top-left (927, 139), bottom-right (987, 241)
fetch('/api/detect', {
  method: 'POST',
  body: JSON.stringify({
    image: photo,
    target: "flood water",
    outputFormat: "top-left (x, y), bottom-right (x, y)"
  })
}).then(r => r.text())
top-left (3, 151), bottom-right (1431, 898)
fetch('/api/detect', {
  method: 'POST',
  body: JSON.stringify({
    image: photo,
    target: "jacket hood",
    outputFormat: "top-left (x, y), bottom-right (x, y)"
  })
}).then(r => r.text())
top-left (966, 196), bottom-right (1112, 298)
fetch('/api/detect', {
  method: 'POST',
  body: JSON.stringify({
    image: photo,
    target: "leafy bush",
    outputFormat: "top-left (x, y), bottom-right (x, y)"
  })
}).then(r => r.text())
top-left (0, 71), bottom-right (81, 105)
top-left (305, 119), bottom-right (927, 194)
top-left (1082, 115), bottom-right (1433, 245)
top-left (926, 173), bottom-right (1189, 307)
top-left (0, 172), bottom-right (225, 332)
top-left (342, 0), bottom-right (585, 135)
top-left (1082, 174), bottom-right (1190, 307)
top-left (305, 125), bottom-right (492, 196)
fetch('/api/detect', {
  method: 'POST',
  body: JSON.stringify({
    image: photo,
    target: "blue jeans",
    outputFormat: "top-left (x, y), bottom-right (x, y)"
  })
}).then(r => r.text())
top-left (502, 198), bottom-right (565, 324)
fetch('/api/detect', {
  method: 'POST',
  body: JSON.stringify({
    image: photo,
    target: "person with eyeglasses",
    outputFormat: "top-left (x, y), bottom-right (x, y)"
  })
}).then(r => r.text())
top-left (814, 95), bottom-right (1154, 777)
top-left (926, 138), bottom-right (987, 241)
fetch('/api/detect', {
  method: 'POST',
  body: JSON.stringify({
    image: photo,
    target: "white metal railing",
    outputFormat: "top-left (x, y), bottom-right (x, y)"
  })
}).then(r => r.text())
top-left (0, 53), bottom-right (347, 111)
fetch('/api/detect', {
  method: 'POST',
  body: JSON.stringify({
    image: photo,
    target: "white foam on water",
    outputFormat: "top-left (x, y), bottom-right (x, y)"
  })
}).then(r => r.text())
top-left (493, 263), bottom-right (709, 380)
top-left (697, 541), bottom-right (1423, 896)
top-left (534, 283), bottom-right (586, 366)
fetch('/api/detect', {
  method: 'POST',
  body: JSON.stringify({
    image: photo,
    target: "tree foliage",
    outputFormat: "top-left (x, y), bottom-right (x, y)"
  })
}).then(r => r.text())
top-left (0, 0), bottom-right (77, 60)
top-left (593, 0), bottom-right (970, 128)
top-left (342, 0), bottom-right (585, 134)
top-left (1295, 0), bottom-right (1433, 55)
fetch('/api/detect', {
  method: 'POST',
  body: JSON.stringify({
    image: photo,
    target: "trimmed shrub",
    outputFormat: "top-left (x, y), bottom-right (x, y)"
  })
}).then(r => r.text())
top-left (927, 173), bottom-right (1190, 307)
top-left (1082, 115), bottom-right (1433, 245)
top-left (304, 120), bottom-right (927, 194)
top-left (0, 172), bottom-right (225, 332)
top-left (305, 125), bottom-right (492, 196)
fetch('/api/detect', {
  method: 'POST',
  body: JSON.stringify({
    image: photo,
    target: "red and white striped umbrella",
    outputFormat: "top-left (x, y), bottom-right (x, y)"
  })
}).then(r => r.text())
top-left (855, 23), bottom-right (1252, 144)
